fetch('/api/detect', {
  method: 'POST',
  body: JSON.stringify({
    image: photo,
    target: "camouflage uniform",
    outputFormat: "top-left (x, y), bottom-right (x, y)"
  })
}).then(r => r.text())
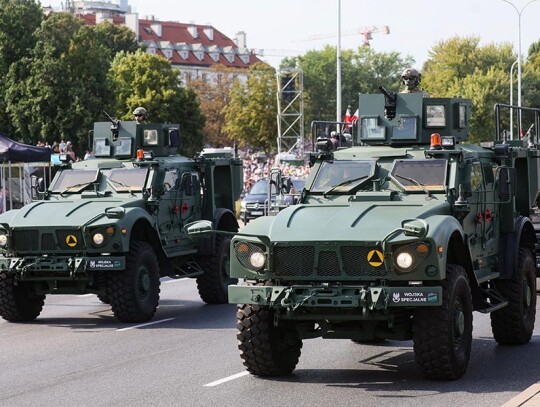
top-left (400, 68), bottom-right (430, 97)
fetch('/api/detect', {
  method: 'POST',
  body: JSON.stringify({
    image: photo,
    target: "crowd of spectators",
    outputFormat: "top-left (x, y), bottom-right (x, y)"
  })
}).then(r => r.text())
top-left (240, 150), bottom-right (310, 195)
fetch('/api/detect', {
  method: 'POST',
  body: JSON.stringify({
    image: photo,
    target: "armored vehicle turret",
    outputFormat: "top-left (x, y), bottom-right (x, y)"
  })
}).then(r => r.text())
top-left (202, 91), bottom-right (539, 379)
top-left (0, 114), bottom-right (243, 323)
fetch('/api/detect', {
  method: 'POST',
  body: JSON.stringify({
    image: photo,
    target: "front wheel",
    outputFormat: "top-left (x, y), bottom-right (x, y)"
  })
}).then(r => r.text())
top-left (0, 271), bottom-right (45, 322)
top-left (413, 264), bottom-right (472, 380)
top-left (237, 304), bottom-right (302, 376)
top-left (197, 235), bottom-right (237, 304)
top-left (107, 241), bottom-right (160, 323)
top-left (491, 248), bottom-right (536, 345)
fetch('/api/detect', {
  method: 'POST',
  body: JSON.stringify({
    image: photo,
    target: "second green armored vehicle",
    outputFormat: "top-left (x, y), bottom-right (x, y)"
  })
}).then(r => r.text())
top-left (219, 91), bottom-right (538, 380)
top-left (0, 115), bottom-right (243, 323)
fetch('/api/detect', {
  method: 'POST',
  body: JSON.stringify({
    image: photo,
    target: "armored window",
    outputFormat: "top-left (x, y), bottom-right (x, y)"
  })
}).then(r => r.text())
top-left (108, 168), bottom-right (148, 192)
top-left (360, 117), bottom-right (385, 140)
top-left (392, 116), bottom-right (417, 140)
top-left (459, 104), bottom-right (467, 128)
top-left (114, 137), bottom-right (132, 157)
top-left (426, 105), bottom-right (446, 127)
top-left (470, 162), bottom-right (483, 191)
top-left (49, 169), bottom-right (99, 193)
top-left (311, 160), bottom-right (376, 193)
top-left (143, 130), bottom-right (159, 146)
top-left (163, 170), bottom-right (178, 191)
top-left (391, 159), bottom-right (447, 192)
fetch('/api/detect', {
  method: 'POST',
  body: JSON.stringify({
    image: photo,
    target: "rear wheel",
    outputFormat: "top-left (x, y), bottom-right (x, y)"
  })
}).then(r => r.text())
top-left (107, 241), bottom-right (160, 323)
top-left (237, 304), bottom-right (302, 376)
top-left (491, 248), bottom-right (536, 344)
top-left (197, 235), bottom-right (237, 304)
top-left (413, 264), bottom-right (472, 380)
top-left (0, 271), bottom-right (45, 322)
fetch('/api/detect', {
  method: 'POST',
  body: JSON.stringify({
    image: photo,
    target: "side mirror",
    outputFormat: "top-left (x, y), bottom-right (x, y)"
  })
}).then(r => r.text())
top-left (183, 220), bottom-right (214, 238)
top-left (402, 218), bottom-right (429, 239)
top-left (498, 166), bottom-right (516, 200)
top-left (105, 207), bottom-right (125, 219)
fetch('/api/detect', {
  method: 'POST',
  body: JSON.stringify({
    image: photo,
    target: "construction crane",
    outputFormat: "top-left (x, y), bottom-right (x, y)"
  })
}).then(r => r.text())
top-left (294, 25), bottom-right (390, 47)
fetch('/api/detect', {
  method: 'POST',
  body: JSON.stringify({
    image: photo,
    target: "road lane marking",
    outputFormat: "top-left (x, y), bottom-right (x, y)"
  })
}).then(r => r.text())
top-left (204, 371), bottom-right (249, 387)
top-left (162, 277), bottom-right (189, 284)
top-left (116, 317), bottom-right (175, 332)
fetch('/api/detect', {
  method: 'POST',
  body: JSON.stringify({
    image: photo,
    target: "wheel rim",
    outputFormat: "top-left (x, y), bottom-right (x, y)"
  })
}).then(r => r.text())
top-left (138, 265), bottom-right (151, 300)
top-left (522, 278), bottom-right (531, 316)
top-left (453, 300), bottom-right (465, 348)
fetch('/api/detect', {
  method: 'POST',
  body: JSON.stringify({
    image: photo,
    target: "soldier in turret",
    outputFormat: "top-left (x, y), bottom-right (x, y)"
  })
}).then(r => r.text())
top-left (400, 68), bottom-right (429, 97)
top-left (133, 106), bottom-right (148, 124)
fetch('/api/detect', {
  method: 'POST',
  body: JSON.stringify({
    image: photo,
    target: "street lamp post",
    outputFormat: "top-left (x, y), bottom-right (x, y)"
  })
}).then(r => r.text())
top-left (502, 0), bottom-right (539, 135)
top-left (510, 59), bottom-right (518, 139)
top-left (336, 0), bottom-right (342, 129)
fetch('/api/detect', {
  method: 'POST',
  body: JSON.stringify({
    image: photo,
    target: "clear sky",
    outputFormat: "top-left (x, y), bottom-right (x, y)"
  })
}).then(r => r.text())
top-left (44, 0), bottom-right (540, 69)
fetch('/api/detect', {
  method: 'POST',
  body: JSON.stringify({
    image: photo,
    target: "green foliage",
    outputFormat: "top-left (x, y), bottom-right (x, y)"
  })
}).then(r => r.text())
top-left (422, 36), bottom-right (519, 142)
top-left (189, 65), bottom-right (238, 148)
top-left (224, 63), bottom-right (277, 152)
top-left (5, 13), bottom-right (117, 151)
top-left (108, 50), bottom-right (205, 156)
top-left (287, 45), bottom-right (412, 124)
top-left (0, 0), bottom-right (42, 135)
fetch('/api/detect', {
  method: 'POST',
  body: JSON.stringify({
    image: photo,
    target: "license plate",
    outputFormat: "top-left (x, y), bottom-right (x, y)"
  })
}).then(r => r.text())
top-left (251, 211), bottom-right (263, 216)
top-left (87, 257), bottom-right (125, 270)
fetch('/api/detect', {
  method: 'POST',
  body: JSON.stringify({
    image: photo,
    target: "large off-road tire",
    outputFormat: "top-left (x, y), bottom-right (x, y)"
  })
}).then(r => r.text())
top-left (197, 235), bottom-right (237, 304)
top-left (237, 304), bottom-right (302, 376)
top-left (413, 264), bottom-right (472, 380)
top-left (0, 271), bottom-right (45, 322)
top-left (491, 248), bottom-right (536, 345)
top-left (107, 241), bottom-right (160, 323)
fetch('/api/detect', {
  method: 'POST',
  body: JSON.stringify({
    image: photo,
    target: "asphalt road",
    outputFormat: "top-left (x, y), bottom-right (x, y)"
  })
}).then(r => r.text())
top-left (0, 278), bottom-right (539, 407)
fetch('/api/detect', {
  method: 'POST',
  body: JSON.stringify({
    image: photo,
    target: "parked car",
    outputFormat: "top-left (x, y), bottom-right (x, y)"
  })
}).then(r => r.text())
top-left (240, 178), bottom-right (306, 223)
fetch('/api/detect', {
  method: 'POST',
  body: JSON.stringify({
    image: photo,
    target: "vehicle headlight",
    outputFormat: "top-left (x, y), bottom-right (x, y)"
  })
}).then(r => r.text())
top-left (240, 201), bottom-right (246, 210)
top-left (393, 242), bottom-right (430, 273)
top-left (91, 226), bottom-right (115, 247)
top-left (0, 233), bottom-right (7, 248)
top-left (396, 252), bottom-right (413, 269)
top-left (234, 241), bottom-right (266, 272)
top-left (92, 233), bottom-right (105, 246)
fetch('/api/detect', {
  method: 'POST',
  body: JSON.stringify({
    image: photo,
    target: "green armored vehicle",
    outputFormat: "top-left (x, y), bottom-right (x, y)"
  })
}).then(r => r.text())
top-left (0, 115), bottom-right (242, 323)
top-left (219, 90), bottom-right (539, 380)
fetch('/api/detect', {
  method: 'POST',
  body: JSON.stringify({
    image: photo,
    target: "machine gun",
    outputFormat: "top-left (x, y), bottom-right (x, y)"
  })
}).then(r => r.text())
top-left (102, 110), bottom-right (120, 140)
top-left (378, 85), bottom-right (397, 120)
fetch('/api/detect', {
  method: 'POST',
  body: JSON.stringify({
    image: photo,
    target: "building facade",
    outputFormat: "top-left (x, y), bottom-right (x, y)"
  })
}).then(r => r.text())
top-left (45, 0), bottom-right (263, 85)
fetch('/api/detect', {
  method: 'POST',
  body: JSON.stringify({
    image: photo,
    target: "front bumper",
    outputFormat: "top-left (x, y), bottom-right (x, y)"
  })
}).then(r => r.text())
top-left (0, 255), bottom-right (125, 280)
top-left (229, 284), bottom-right (442, 311)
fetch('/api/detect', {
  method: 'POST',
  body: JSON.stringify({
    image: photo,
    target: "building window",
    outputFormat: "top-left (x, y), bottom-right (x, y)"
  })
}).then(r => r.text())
top-left (147, 47), bottom-right (156, 55)
top-left (210, 52), bottom-right (219, 62)
top-left (180, 51), bottom-right (188, 59)
top-left (225, 54), bottom-right (234, 63)
top-left (195, 51), bottom-right (204, 61)
top-left (164, 49), bottom-right (173, 59)
top-left (201, 73), bottom-right (208, 83)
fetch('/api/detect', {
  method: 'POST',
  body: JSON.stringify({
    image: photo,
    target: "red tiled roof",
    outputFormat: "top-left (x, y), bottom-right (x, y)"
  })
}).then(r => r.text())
top-left (78, 14), bottom-right (262, 69)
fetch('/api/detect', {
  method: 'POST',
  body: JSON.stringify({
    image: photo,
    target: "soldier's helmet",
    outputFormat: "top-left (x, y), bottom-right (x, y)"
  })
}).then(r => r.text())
top-left (401, 68), bottom-right (421, 90)
top-left (132, 106), bottom-right (148, 119)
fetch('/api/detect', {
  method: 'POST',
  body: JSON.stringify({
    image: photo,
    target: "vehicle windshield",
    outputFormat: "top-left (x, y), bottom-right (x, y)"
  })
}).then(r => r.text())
top-left (390, 159), bottom-right (447, 191)
top-left (49, 169), bottom-right (99, 193)
top-left (311, 160), bottom-right (376, 193)
top-left (107, 168), bottom-right (148, 192)
top-left (249, 180), bottom-right (268, 195)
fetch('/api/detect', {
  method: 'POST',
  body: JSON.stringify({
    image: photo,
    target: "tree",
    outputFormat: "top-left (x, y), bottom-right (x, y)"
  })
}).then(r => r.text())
top-left (284, 45), bottom-right (412, 125)
top-left (0, 0), bottom-right (42, 135)
top-left (422, 36), bottom-right (517, 142)
top-left (108, 50), bottom-right (205, 156)
top-left (189, 65), bottom-right (239, 148)
top-left (224, 63), bottom-right (277, 152)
